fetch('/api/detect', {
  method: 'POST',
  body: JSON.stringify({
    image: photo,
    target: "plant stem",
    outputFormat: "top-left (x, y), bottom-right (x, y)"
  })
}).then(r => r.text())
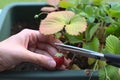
top-left (104, 67), bottom-right (111, 80)
top-left (88, 60), bottom-right (99, 80)
top-left (34, 12), bottom-right (48, 19)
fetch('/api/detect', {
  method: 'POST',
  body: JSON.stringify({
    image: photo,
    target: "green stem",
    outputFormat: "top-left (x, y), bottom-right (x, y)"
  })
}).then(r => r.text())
top-left (34, 12), bottom-right (48, 19)
top-left (88, 60), bottom-right (99, 80)
top-left (104, 67), bottom-right (111, 80)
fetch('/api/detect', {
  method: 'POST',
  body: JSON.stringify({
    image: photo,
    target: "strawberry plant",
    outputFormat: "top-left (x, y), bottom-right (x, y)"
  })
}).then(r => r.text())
top-left (35, 0), bottom-right (120, 80)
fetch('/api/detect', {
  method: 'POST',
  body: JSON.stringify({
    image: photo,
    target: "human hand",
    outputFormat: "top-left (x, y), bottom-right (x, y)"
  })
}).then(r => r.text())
top-left (0, 29), bottom-right (60, 71)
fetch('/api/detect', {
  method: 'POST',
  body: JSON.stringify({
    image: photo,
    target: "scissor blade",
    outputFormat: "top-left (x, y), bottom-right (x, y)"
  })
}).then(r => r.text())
top-left (55, 43), bottom-right (106, 61)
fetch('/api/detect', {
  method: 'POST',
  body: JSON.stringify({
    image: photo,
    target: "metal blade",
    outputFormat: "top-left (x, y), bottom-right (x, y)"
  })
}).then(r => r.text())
top-left (55, 43), bottom-right (106, 61)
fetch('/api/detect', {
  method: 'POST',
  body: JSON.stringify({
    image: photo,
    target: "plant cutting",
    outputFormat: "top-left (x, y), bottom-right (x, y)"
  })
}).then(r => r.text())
top-left (34, 0), bottom-right (120, 80)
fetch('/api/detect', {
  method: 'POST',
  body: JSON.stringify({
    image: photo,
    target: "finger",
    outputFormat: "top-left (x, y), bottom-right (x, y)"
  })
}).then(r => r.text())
top-left (58, 65), bottom-right (66, 70)
top-left (37, 43), bottom-right (58, 56)
top-left (34, 49), bottom-right (52, 57)
top-left (23, 50), bottom-right (56, 70)
top-left (38, 35), bottom-right (62, 47)
top-left (16, 29), bottom-right (61, 48)
top-left (0, 66), bottom-right (5, 72)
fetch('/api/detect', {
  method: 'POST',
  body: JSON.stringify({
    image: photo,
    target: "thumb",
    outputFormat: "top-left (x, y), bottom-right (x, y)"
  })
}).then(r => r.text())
top-left (23, 50), bottom-right (56, 70)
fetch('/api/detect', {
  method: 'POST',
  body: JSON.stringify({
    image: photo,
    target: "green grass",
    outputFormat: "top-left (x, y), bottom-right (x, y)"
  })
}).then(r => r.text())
top-left (0, 0), bottom-right (120, 8)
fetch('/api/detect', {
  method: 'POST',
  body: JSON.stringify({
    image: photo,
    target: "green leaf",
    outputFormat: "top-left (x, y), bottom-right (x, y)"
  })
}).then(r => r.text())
top-left (88, 58), bottom-right (96, 65)
top-left (59, 0), bottom-right (76, 8)
top-left (54, 32), bottom-right (62, 39)
top-left (83, 37), bottom-right (99, 52)
top-left (89, 23), bottom-right (100, 39)
top-left (83, 37), bottom-right (99, 65)
top-left (99, 65), bottom-right (120, 80)
top-left (79, 11), bottom-right (89, 18)
top-left (85, 23), bottom-right (100, 41)
top-left (66, 7), bottom-right (80, 14)
top-left (106, 35), bottom-right (120, 54)
top-left (64, 33), bottom-right (82, 44)
top-left (71, 64), bottom-right (81, 70)
top-left (80, 0), bottom-right (91, 4)
top-left (106, 24), bottom-right (118, 35)
top-left (84, 5), bottom-right (96, 23)
top-left (87, 16), bottom-right (95, 23)
top-left (106, 21), bottom-right (120, 37)
top-left (85, 24), bottom-right (92, 41)
top-left (85, 5), bottom-right (94, 16)
top-left (98, 61), bottom-right (106, 69)
top-left (108, 3), bottom-right (120, 18)
top-left (103, 16), bottom-right (114, 24)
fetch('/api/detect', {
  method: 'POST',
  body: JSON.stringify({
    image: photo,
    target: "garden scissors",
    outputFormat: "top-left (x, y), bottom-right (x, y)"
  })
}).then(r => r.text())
top-left (55, 43), bottom-right (120, 68)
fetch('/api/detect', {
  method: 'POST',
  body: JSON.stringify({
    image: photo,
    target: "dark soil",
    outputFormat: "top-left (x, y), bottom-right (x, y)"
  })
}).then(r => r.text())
top-left (11, 20), bottom-right (39, 35)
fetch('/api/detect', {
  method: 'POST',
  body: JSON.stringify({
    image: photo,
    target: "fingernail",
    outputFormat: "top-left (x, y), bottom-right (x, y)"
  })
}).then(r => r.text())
top-left (48, 60), bottom-right (56, 68)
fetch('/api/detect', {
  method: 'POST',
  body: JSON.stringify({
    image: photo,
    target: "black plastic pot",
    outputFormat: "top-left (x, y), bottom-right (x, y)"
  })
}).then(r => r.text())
top-left (0, 2), bottom-right (98, 80)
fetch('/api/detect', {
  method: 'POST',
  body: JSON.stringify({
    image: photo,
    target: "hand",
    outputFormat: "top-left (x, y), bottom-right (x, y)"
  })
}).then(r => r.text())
top-left (0, 29), bottom-right (59, 71)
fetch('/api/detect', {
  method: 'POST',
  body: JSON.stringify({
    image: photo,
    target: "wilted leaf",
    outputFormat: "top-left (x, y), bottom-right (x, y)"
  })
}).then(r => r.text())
top-left (65, 15), bottom-right (87, 35)
top-left (40, 11), bottom-right (87, 35)
top-left (41, 7), bottom-right (58, 12)
top-left (71, 64), bottom-right (81, 70)
top-left (40, 11), bottom-right (74, 35)
top-left (47, 0), bottom-right (60, 7)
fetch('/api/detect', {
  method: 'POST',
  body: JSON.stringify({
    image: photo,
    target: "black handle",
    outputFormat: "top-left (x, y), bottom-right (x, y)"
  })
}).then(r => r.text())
top-left (104, 54), bottom-right (120, 67)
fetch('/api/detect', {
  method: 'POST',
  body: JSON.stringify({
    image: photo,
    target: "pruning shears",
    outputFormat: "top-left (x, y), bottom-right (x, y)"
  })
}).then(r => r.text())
top-left (55, 43), bottom-right (120, 68)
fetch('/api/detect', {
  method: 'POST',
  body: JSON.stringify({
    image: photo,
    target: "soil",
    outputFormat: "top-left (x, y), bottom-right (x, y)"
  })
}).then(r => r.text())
top-left (11, 20), bottom-right (39, 35)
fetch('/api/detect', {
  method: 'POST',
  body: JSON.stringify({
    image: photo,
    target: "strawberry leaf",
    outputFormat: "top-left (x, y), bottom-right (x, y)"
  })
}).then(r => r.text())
top-left (39, 11), bottom-right (87, 35)
top-left (59, 0), bottom-right (76, 8)
top-left (64, 33), bottom-right (83, 44)
top-left (40, 11), bottom-right (74, 35)
top-left (83, 37), bottom-right (99, 52)
top-left (106, 35), bottom-right (120, 54)
top-left (41, 7), bottom-right (57, 12)
top-left (47, 0), bottom-right (60, 7)
top-left (65, 15), bottom-right (87, 35)
top-left (108, 3), bottom-right (120, 18)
